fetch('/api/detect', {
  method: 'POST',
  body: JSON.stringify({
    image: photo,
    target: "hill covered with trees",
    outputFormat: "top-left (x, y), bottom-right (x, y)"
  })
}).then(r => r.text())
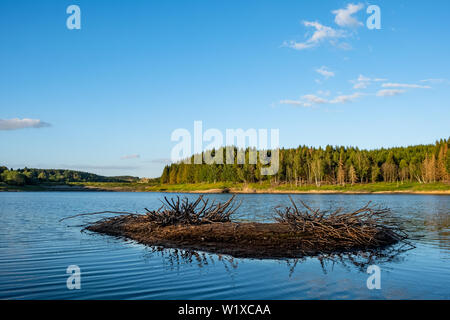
top-left (0, 167), bottom-right (138, 186)
top-left (160, 139), bottom-right (449, 187)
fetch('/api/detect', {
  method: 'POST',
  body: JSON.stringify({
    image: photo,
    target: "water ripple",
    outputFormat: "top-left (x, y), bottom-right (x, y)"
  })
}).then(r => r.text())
top-left (0, 192), bottom-right (448, 299)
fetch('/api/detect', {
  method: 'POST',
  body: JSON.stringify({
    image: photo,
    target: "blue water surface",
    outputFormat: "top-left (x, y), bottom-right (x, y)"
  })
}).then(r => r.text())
top-left (0, 192), bottom-right (448, 299)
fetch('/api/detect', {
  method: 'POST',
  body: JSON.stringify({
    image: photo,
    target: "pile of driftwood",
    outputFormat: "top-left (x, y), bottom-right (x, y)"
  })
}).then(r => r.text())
top-left (274, 196), bottom-right (407, 248)
top-left (63, 195), bottom-right (410, 258)
top-left (144, 195), bottom-right (242, 226)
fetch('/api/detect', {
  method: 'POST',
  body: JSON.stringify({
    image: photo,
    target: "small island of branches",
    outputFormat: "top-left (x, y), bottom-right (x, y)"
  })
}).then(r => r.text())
top-left (67, 195), bottom-right (409, 259)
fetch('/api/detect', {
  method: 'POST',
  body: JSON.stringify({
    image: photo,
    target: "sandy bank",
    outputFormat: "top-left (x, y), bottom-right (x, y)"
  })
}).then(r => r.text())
top-left (163, 188), bottom-right (450, 195)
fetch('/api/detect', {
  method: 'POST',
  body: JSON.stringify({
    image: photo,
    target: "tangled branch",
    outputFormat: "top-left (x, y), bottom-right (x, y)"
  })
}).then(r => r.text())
top-left (144, 195), bottom-right (242, 226)
top-left (274, 196), bottom-right (408, 248)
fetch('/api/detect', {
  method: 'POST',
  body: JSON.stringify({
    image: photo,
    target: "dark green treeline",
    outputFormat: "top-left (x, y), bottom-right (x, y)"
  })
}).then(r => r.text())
top-left (160, 138), bottom-right (450, 186)
top-left (0, 167), bottom-right (138, 186)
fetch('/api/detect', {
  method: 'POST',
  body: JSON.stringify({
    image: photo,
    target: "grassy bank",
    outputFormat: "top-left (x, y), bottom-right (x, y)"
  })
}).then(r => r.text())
top-left (1, 181), bottom-right (449, 194)
top-left (147, 181), bottom-right (450, 194)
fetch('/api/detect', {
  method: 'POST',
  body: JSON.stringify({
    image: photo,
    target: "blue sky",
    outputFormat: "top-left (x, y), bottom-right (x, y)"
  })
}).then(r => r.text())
top-left (1, 0), bottom-right (449, 178)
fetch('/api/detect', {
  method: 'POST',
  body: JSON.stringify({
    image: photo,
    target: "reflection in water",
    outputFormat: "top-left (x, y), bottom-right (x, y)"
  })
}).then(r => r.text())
top-left (141, 241), bottom-right (415, 278)
top-left (310, 242), bottom-right (414, 274)
top-left (424, 212), bottom-right (450, 252)
top-left (143, 246), bottom-right (239, 275)
top-left (400, 208), bottom-right (450, 253)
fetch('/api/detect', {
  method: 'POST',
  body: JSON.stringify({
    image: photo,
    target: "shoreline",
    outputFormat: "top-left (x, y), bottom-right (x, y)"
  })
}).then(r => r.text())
top-left (1, 184), bottom-right (449, 195)
top-left (161, 188), bottom-right (450, 195)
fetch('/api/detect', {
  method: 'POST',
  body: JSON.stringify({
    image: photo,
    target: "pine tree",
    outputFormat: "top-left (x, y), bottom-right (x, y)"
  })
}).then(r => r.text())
top-left (160, 166), bottom-right (170, 184)
top-left (437, 145), bottom-right (448, 182)
top-left (337, 155), bottom-right (346, 186)
top-left (349, 165), bottom-right (357, 185)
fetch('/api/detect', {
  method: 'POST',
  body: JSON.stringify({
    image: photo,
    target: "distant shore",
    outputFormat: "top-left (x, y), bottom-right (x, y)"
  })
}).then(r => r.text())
top-left (174, 189), bottom-right (450, 195)
top-left (1, 181), bottom-right (449, 195)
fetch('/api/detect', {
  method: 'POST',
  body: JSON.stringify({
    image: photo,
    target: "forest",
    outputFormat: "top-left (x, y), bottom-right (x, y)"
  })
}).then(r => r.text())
top-left (0, 167), bottom-right (138, 186)
top-left (160, 139), bottom-right (450, 186)
top-left (2, 139), bottom-right (448, 188)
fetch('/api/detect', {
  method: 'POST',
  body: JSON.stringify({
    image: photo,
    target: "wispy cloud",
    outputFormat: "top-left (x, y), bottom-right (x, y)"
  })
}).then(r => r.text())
top-left (302, 94), bottom-right (329, 104)
top-left (282, 72), bottom-right (435, 108)
top-left (0, 118), bottom-right (51, 131)
top-left (376, 89), bottom-right (405, 97)
top-left (316, 66), bottom-right (335, 79)
top-left (144, 158), bottom-right (173, 164)
top-left (279, 99), bottom-right (313, 108)
top-left (120, 154), bottom-right (140, 160)
top-left (353, 82), bottom-right (368, 89)
top-left (284, 21), bottom-right (346, 51)
top-left (420, 78), bottom-right (447, 84)
top-left (351, 75), bottom-right (387, 89)
top-left (353, 75), bottom-right (371, 89)
top-left (375, 82), bottom-right (431, 97)
top-left (332, 3), bottom-right (364, 27)
top-left (330, 92), bottom-right (363, 104)
top-left (285, 3), bottom-right (368, 52)
top-left (317, 90), bottom-right (331, 96)
top-left (280, 92), bottom-right (362, 107)
top-left (381, 83), bottom-right (431, 89)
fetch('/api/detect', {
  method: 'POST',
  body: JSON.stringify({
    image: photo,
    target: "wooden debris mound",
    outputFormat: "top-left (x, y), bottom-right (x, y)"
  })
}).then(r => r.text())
top-left (65, 195), bottom-right (410, 259)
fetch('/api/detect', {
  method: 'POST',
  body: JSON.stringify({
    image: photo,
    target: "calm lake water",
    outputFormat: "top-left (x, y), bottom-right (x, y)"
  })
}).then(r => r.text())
top-left (0, 192), bottom-right (448, 300)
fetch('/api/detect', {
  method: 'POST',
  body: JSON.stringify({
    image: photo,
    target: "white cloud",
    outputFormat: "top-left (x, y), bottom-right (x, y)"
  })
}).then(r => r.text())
top-left (353, 81), bottom-right (368, 89)
top-left (284, 21), bottom-right (346, 51)
top-left (144, 158), bottom-right (172, 164)
top-left (375, 82), bottom-right (431, 97)
top-left (330, 92), bottom-right (363, 104)
top-left (316, 66), bottom-right (335, 79)
top-left (351, 75), bottom-right (388, 89)
top-left (382, 83), bottom-right (431, 89)
top-left (351, 75), bottom-right (370, 89)
top-left (0, 118), bottom-right (51, 131)
top-left (285, 41), bottom-right (315, 51)
top-left (376, 89), bottom-right (405, 97)
top-left (420, 78), bottom-right (447, 84)
top-left (279, 99), bottom-right (312, 107)
top-left (302, 94), bottom-right (328, 104)
top-left (281, 92), bottom-right (363, 107)
top-left (317, 90), bottom-right (331, 96)
top-left (120, 154), bottom-right (140, 160)
top-left (357, 75), bottom-right (371, 82)
top-left (305, 21), bottom-right (345, 42)
top-left (334, 41), bottom-right (352, 50)
top-left (332, 3), bottom-right (364, 27)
